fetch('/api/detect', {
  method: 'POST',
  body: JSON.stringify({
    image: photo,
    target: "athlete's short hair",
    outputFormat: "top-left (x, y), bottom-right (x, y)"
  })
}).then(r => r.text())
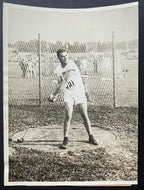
top-left (57, 49), bottom-right (66, 58)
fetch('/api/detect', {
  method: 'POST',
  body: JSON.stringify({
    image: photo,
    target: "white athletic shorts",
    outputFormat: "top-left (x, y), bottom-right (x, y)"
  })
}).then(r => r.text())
top-left (64, 89), bottom-right (87, 105)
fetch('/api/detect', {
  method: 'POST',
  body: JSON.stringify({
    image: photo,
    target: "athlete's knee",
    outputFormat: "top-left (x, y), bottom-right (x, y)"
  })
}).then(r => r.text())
top-left (81, 113), bottom-right (89, 122)
top-left (64, 102), bottom-right (73, 121)
top-left (65, 111), bottom-right (72, 121)
top-left (65, 107), bottom-right (73, 121)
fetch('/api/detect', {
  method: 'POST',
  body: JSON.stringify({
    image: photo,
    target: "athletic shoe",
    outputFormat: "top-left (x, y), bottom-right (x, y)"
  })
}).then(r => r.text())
top-left (89, 135), bottom-right (98, 145)
top-left (60, 137), bottom-right (68, 149)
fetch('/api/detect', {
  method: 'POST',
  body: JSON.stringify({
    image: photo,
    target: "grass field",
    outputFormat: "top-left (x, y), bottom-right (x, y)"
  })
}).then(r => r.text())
top-left (8, 104), bottom-right (138, 182)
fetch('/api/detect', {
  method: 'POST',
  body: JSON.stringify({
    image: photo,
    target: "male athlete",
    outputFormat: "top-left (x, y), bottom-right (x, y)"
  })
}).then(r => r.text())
top-left (48, 49), bottom-right (97, 149)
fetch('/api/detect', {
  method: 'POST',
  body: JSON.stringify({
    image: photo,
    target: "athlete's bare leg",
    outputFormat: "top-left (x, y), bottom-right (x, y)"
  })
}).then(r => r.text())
top-left (78, 102), bottom-right (92, 135)
top-left (64, 102), bottom-right (73, 137)
top-left (78, 102), bottom-right (98, 145)
top-left (60, 102), bottom-right (73, 149)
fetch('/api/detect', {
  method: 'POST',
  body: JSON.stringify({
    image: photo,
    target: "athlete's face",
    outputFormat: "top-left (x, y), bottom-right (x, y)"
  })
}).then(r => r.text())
top-left (58, 51), bottom-right (69, 65)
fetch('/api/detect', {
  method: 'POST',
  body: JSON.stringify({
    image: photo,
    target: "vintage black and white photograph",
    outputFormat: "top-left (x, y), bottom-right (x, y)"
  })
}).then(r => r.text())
top-left (3, 2), bottom-right (138, 186)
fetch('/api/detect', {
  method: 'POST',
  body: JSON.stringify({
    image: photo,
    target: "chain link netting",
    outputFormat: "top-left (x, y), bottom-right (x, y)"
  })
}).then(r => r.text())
top-left (8, 38), bottom-right (138, 107)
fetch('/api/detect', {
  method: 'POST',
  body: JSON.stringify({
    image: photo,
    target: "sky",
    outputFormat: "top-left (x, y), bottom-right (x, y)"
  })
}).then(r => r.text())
top-left (5, 3), bottom-right (138, 44)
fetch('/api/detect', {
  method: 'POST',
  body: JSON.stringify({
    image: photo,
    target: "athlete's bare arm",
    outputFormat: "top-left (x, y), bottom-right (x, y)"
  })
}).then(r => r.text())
top-left (48, 69), bottom-right (75, 102)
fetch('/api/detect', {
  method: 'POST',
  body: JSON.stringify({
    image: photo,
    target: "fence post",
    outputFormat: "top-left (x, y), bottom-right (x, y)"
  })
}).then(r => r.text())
top-left (112, 31), bottom-right (116, 107)
top-left (38, 33), bottom-right (42, 106)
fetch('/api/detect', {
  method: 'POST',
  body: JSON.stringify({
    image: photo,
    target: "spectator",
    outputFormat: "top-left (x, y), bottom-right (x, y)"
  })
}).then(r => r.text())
top-left (93, 58), bottom-right (98, 74)
top-left (27, 59), bottom-right (33, 78)
top-left (81, 57), bottom-right (87, 75)
top-left (19, 58), bottom-right (28, 78)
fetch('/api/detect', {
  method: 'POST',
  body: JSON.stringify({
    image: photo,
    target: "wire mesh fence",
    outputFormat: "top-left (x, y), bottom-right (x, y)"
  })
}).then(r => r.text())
top-left (8, 34), bottom-right (138, 107)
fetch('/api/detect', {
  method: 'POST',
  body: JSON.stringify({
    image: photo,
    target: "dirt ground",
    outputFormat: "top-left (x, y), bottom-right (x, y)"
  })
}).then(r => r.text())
top-left (8, 104), bottom-right (138, 182)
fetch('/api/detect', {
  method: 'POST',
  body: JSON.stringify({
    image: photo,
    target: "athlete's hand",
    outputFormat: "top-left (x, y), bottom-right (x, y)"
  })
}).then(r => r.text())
top-left (48, 94), bottom-right (57, 102)
top-left (66, 80), bottom-right (75, 89)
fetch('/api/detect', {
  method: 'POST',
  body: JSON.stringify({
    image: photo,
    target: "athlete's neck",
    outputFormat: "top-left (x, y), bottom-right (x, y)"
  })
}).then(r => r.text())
top-left (61, 62), bottom-right (67, 68)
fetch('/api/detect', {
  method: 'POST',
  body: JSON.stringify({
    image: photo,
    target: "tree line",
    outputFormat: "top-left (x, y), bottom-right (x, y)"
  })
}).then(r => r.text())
top-left (8, 39), bottom-right (138, 53)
